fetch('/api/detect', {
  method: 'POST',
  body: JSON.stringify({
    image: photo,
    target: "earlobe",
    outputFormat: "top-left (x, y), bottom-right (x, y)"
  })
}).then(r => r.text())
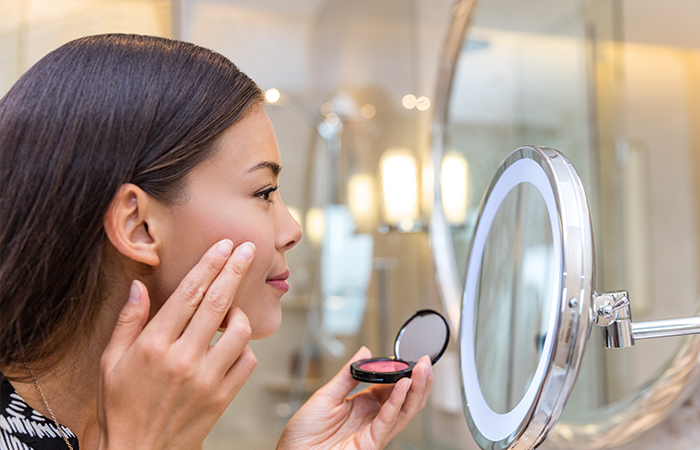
top-left (104, 183), bottom-right (161, 268)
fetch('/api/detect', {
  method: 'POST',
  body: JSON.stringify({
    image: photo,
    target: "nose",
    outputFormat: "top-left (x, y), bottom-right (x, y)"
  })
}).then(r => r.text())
top-left (277, 203), bottom-right (302, 251)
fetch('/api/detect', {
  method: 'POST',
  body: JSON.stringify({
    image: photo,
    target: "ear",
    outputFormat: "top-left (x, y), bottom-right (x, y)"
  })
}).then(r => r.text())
top-left (104, 183), bottom-right (161, 268)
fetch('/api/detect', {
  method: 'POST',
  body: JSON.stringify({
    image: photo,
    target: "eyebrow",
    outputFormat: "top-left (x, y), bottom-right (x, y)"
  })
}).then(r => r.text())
top-left (247, 161), bottom-right (281, 176)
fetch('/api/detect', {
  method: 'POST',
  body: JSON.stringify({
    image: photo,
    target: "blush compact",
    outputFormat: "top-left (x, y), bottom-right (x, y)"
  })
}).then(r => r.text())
top-left (350, 309), bottom-right (450, 384)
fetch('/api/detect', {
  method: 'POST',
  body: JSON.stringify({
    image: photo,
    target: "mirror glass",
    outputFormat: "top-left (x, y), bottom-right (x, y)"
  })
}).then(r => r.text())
top-left (474, 182), bottom-right (554, 414)
top-left (395, 311), bottom-right (449, 363)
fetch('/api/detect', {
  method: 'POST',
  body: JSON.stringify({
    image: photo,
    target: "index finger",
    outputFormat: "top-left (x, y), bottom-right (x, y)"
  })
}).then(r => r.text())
top-left (143, 239), bottom-right (236, 342)
top-left (180, 241), bottom-right (255, 347)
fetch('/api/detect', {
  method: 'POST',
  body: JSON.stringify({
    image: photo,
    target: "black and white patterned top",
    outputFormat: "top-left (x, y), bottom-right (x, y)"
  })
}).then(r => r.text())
top-left (0, 376), bottom-right (79, 450)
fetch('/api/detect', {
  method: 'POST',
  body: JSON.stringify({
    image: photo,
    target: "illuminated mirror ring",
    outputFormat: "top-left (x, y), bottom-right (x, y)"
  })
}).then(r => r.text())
top-left (461, 158), bottom-right (561, 440)
top-left (460, 146), bottom-right (593, 449)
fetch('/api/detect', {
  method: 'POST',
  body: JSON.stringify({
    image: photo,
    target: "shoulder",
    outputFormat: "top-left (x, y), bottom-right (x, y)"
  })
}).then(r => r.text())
top-left (0, 376), bottom-right (78, 450)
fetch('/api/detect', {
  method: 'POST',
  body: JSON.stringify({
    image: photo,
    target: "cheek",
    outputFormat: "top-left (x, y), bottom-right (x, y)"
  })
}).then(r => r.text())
top-left (228, 242), bottom-right (279, 338)
top-left (152, 208), bottom-right (272, 312)
top-left (226, 287), bottom-right (282, 340)
top-left (187, 218), bottom-right (278, 337)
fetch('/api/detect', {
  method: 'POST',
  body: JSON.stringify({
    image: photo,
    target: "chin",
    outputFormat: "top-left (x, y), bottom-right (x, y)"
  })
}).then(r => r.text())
top-left (250, 308), bottom-right (282, 340)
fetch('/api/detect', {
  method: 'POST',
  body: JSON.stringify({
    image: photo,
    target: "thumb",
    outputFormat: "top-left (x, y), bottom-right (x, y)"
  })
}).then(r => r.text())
top-left (101, 280), bottom-right (150, 372)
top-left (317, 346), bottom-right (372, 403)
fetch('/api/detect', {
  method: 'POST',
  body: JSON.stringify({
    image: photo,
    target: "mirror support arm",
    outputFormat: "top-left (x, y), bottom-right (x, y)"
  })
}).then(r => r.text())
top-left (632, 319), bottom-right (700, 339)
top-left (594, 292), bottom-right (700, 348)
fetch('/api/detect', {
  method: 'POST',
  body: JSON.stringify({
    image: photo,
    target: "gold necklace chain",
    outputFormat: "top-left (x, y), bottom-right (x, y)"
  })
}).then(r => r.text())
top-left (23, 363), bottom-right (74, 450)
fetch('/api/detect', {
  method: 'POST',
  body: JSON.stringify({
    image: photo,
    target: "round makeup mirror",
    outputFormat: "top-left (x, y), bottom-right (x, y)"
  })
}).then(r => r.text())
top-left (460, 146), bottom-right (593, 449)
top-left (431, 0), bottom-right (700, 447)
top-left (395, 310), bottom-right (450, 364)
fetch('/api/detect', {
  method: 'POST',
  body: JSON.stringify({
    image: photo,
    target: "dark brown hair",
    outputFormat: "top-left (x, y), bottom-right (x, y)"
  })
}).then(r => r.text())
top-left (0, 34), bottom-right (264, 372)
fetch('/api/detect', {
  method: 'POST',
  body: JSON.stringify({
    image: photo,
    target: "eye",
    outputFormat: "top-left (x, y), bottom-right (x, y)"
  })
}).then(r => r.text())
top-left (256, 185), bottom-right (279, 202)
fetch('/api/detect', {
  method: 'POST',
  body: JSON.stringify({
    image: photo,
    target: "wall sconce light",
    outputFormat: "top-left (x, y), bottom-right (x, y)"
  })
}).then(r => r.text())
top-left (348, 173), bottom-right (376, 231)
top-left (306, 207), bottom-right (325, 246)
top-left (380, 147), bottom-right (419, 232)
top-left (440, 152), bottom-right (469, 225)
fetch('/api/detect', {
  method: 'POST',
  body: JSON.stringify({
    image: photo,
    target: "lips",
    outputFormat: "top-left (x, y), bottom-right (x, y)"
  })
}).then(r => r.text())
top-left (266, 270), bottom-right (290, 292)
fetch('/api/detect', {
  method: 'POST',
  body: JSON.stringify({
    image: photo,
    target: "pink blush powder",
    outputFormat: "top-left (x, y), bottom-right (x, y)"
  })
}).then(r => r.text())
top-left (360, 360), bottom-right (409, 372)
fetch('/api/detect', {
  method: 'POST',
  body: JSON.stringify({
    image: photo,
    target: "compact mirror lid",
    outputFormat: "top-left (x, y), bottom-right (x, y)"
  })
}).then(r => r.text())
top-left (460, 146), bottom-right (594, 450)
top-left (395, 309), bottom-right (450, 364)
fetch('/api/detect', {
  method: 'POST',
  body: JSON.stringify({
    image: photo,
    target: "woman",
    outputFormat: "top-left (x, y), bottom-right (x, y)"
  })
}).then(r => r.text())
top-left (0, 34), bottom-right (433, 450)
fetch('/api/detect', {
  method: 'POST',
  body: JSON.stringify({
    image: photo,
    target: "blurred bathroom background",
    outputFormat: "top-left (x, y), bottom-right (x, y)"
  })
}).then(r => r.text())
top-left (3, 0), bottom-right (700, 449)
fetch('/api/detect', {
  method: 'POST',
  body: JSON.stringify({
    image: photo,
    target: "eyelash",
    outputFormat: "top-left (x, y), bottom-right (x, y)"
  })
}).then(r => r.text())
top-left (256, 185), bottom-right (279, 202)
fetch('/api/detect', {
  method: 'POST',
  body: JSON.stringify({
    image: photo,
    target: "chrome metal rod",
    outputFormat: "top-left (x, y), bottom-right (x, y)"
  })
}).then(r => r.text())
top-left (632, 317), bottom-right (700, 340)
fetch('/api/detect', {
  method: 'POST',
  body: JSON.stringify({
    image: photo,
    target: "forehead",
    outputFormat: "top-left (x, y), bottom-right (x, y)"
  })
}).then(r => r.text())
top-left (211, 106), bottom-right (281, 169)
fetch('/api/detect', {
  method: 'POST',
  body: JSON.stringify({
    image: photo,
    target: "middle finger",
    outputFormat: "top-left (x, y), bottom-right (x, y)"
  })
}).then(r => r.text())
top-left (179, 242), bottom-right (255, 348)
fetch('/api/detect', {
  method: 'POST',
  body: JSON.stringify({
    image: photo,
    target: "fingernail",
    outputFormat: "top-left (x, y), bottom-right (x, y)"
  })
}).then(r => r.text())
top-left (235, 242), bottom-right (255, 261)
top-left (128, 280), bottom-right (141, 304)
top-left (216, 239), bottom-right (234, 257)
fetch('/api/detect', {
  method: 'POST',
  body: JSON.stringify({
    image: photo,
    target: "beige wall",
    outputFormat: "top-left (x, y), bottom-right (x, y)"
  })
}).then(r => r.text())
top-left (0, 0), bottom-right (171, 97)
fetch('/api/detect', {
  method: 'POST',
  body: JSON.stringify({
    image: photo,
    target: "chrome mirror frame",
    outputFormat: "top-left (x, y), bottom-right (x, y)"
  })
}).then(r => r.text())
top-left (460, 146), bottom-right (593, 449)
top-left (429, 0), bottom-right (700, 447)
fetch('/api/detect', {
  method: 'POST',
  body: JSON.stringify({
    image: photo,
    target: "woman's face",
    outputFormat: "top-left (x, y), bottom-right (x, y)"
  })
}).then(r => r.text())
top-left (150, 106), bottom-right (302, 339)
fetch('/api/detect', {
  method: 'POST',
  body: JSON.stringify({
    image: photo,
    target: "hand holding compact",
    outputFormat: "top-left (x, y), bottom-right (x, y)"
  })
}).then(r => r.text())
top-left (276, 347), bottom-right (434, 450)
top-left (350, 310), bottom-right (449, 384)
top-left (98, 240), bottom-right (257, 450)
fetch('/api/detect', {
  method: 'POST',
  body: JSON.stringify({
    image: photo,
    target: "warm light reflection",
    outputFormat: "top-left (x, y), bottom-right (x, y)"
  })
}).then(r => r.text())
top-left (416, 96), bottom-right (431, 111)
top-left (402, 94), bottom-right (417, 109)
top-left (306, 207), bottom-right (324, 246)
top-left (287, 206), bottom-right (302, 229)
top-left (380, 148), bottom-right (418, 225)
top-left (265, 88), bottom-right (280, 103)
top-left (361, 104), bottom-right (376, 119)
top-left (325, 113), bottom-right (340, 128)
top-left (320, 102), bottom-right (335, 115)
top-left (398, 218), bottom-right (414, 233)
top-left (441, 152), bottom-right (469, 225)
top-left (348, 174), bottom-right (376, 229)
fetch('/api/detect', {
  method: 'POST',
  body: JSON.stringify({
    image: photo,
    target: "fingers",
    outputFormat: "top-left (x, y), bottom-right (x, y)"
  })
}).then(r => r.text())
top-left (180, 242), bottom-right (255, 348)
top-left (369, 355), bottom-right (433, 445)
top-left (101, 280), bottom-right (150, 373)
top-left (317, 346), bottom-right (372, 403)
top-left (220, 345), bottom-right (257, 399)
top-left (368, 377), bottom-right (412, 446)
top-left (98, 241), bottom-right (259, 450)
top-left (145, 240), bottom-right (252, 345)
top-left (401, 355), bottom-right (434, 415)
top-left (207, 307), bottom-right (252, 374)
top-left (146, 239), bottom-right (234, 341)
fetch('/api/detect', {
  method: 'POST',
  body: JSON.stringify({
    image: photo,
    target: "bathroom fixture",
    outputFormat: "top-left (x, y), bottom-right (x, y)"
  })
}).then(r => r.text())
top-left (459, 145), bottom-right (700, 449)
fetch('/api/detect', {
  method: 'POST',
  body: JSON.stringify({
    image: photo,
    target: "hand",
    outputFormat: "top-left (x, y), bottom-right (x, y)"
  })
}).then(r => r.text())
top-left (98, 240), bottom-right (258, 450)
top-left (276, 347), bottom-right (433, 450)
